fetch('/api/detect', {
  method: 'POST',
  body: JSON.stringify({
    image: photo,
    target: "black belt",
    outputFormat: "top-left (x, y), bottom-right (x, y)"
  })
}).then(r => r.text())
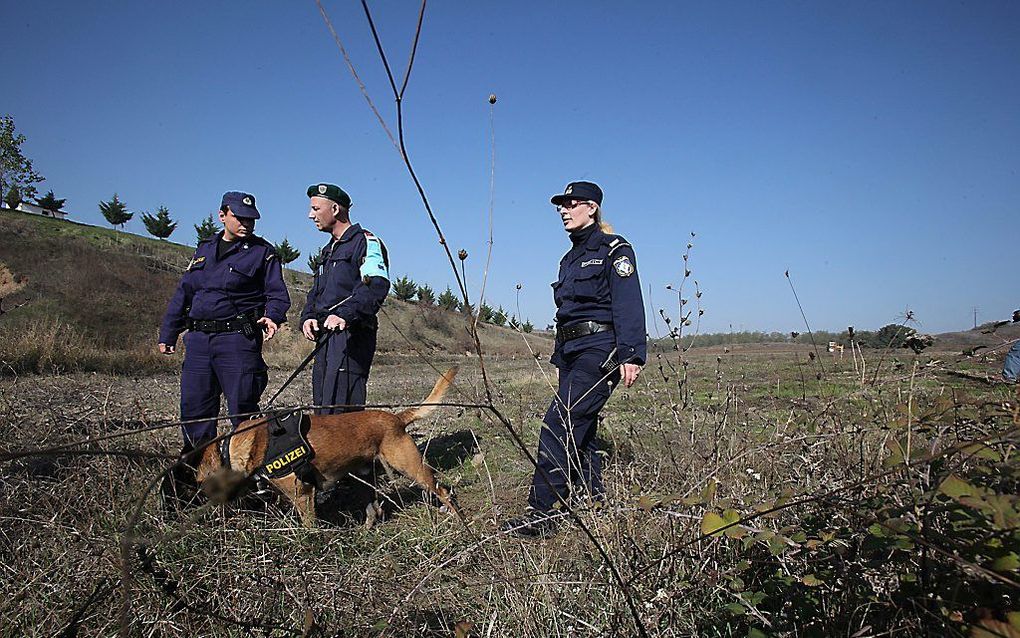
top-left (556, 321), bottom-right (613, 343)
top-left (187, 311), bottom-right (259, 335)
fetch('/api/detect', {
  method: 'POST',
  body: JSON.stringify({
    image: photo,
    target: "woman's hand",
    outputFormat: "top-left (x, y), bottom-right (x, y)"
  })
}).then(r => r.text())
top-left (257, 317), bottom-right (278, 340)
top-left (620, 363), bottom-right (642, 387)
top-left (302, 318), bottom-right (319, 341)
top-left (323, 314), bottom-right (347, 332)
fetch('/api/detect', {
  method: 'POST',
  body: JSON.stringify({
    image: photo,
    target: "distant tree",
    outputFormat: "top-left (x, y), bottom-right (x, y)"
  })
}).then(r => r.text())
top-left (35, 190), bottom-right (66, 213)
top-left (491, 305), bottom-right (507, 327)
top-left (416, 284), bottom-right (435, 306)
top-left (273, 237), bottom-right (301, 265)
top-left (871, 323), bottom-right (915, 349)
top-left (478, 302), bottom-right (494, 323)
top-left (3, 186), bottom-right (20, 210)
top-left (522, 320), bottom-right (534, 333)
top-left (458, 300), bottom-right (475, 316)
top-left (392, 275), bottom-right (417, 301)
top-left (194, 213), bottom-right (218, 243)
top-left (508, 314), bottom-right (520, 330)
top-left (437, 286), bottom-right (458, 311)
top-left (99, 193), bottom-right (132, 229)
top-left (141, 205), bottom-right (177, 240)
top-left (306, 252), bottom-right (324, 273)
top-left (0, 115), bottom-right (45, 205)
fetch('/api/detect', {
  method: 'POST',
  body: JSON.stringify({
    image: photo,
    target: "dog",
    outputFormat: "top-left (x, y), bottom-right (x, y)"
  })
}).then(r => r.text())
top-left (196, 367), bottom-right (459, 526)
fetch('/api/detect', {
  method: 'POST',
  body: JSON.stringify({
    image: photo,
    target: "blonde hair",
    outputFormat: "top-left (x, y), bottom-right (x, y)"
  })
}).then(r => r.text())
top-left (591, 203), bottom-right (613, 234)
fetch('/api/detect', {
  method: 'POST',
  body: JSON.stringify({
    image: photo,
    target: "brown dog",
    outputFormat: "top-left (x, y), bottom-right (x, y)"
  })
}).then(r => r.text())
top-left (196, 367), bottom-right (459, 526)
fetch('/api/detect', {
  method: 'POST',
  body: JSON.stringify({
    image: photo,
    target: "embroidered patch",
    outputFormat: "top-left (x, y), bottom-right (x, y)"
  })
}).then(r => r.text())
top-left (242, 196), bottom-right (253, 206)
top-left (565, 184), bottom-right (573, 194)
top-left (187, 255), bottom-right (206, 271)
top-left (613, 256), bottom-right (634, 277)
top-left (581, 258), bottom-right (604, 268)
top-left (318, 184), bottom-right (327, 194)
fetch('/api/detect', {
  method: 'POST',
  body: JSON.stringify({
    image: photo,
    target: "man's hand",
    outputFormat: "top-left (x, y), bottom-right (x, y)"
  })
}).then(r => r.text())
top-left (620, 363), bottom-right (642, 388)
top-left (257, 317), bottom-right (279, 340)
top-left (158, 342), bottom-right (175, 355)
top-left (322, 314), bottom-right (347, 332)
top-left (302, 318), bottom-right (319, 341)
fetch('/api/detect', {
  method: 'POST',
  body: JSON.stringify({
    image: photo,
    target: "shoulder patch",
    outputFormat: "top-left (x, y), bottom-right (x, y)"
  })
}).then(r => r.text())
top-left (360, 234), bottom-right (390, 281)
top-left (265, 253), bottom-right (276, 263)
top-left (609, 238), bottom-right (620, 247)
top-left (613, 255), bottom-right (634, 277)
top-left (187, 255), bottom-right (206, 271)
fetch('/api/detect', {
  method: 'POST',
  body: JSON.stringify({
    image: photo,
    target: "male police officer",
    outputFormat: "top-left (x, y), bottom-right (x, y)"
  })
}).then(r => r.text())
top-left (301, 183), bottom-right (389, 414)
top-left (159, 191), bottom-right (291, 455)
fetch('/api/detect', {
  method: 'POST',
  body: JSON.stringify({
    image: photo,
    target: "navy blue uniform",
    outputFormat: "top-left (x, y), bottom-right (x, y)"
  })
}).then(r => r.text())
top-left (301, 223), bottom-right (389, 414)
top-left (159, 233), bottom-right (290, 447)
top-left (529, 223), bottom-right (646, 512)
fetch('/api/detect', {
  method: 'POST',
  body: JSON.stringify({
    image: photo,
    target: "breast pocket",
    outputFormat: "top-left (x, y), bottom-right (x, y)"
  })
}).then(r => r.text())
top-left (571, 270), bottom-right (606, 302)
top-left (227, 259), bottom-right (260, 291)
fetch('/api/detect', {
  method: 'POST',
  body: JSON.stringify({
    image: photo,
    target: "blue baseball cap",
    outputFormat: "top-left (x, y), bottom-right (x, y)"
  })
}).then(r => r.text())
top-left (221, 191), bottom-right (260, 219)
top-left (551, 181), bottom-right (603, 206)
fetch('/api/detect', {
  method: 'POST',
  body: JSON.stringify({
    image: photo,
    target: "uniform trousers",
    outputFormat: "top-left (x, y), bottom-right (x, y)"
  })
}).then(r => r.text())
top-left (180, 330), bottom-right (267, 448)
top-left (1004, 340), bottom-right (1020, 382)
top-left (312, 328), bottom-right (376, 415)
top-left (529, 345), bottom-right (620, 512)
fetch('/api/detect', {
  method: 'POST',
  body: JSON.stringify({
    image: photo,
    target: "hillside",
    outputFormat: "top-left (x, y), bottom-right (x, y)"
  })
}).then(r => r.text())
top-left (0, 209), bottom-right (551, 373)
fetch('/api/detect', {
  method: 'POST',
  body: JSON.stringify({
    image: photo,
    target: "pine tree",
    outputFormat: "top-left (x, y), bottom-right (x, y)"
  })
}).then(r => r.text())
top-left (307, 252), bottom-right (324, 273)
top-left (391, 275), bottom-right (417, 301)
top-left (194, 213), bottom-right (218, 243)
top-left (4, 186), bottom-right (21, 210)
top-left (478, 302), bottom-right (494, 323)
top-left (35, 190), bottom-right (66, 213)
top-left (458, 300), bottom-right (475, 316)
top-left (141, 205), bottom-right (177, 239)
top-left (99, 194), bottom-right (132, 229)
top-left (522, 320), bottom-right (534, 333)
top-left (491, 305), bottom-right (507, 327)
top-left (416, 284), bottom-right (435, 306)
top-left (437, 287), bottom-right (458, 310)
top-left (508, 314), bottom-right (520, 330)
top-left (274, 237), bottom-right (301, 265)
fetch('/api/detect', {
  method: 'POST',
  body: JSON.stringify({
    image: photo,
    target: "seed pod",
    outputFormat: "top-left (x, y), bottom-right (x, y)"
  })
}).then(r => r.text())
top-left (489, 94), bottom-right (497, 104)
top-left (458, 249), bottom-right (468, 261)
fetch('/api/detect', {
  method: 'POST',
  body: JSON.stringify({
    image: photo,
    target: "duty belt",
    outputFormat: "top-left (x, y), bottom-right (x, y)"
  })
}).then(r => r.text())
top-left (187, 311), bottom-right (259, 335)
top-left (556, 321), bottom-right (613, 343)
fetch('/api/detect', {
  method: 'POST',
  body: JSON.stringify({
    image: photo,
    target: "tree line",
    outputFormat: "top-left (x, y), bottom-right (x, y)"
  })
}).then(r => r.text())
top-left (385, 274), bottom-right (533, 331)
top-left (662, 324), bottom-right (927, 350)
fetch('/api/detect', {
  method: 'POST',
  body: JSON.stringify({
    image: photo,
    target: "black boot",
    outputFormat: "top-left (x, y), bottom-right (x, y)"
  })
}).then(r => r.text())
top-left (501, 508), bottom-right (560, 538)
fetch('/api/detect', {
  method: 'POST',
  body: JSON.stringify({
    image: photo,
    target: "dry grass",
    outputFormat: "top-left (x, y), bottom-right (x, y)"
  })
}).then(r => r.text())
top-left (0, 347), bottom-right (1016, 637)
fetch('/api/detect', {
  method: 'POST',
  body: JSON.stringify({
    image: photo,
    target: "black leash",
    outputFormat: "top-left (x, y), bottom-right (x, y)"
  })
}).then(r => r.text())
top-left (264, 331), bottom-right (329, 407)
top-left (264, 294), bottom-right (353, 408)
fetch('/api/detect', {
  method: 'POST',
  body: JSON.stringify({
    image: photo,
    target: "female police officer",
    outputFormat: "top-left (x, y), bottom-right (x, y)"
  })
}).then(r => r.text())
top-left (503, 181), bottom-right (646, 537)
top-left (158, 191), bottom-right (290, 458)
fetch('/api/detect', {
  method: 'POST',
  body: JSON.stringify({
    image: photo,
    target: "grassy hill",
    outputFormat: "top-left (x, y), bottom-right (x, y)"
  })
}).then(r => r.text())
top-left (0, 209), bottom-right (551, 373)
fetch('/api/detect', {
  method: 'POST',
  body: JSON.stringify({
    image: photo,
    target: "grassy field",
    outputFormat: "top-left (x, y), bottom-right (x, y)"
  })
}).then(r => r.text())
top-left (1, 343), bottom-right (1017, 637)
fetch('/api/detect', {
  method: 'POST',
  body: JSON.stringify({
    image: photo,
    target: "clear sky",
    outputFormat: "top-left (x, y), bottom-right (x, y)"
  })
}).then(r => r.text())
top-left (3, 1), bottom-right (1017, 335)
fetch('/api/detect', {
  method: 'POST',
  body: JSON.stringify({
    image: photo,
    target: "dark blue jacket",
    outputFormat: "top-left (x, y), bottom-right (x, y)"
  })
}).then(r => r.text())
top-left (552, 224), bottom-right (646, 366)
top-left (301, 223), bottom-right (390, 329)
top-left (159, 233), bottom-right (291, 344)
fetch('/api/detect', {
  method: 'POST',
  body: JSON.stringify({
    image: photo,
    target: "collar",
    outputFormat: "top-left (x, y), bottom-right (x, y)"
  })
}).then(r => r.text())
top-left (569, 223), bottom-right (600, 251)
top-left (337, 223), bottom-right (362, 244)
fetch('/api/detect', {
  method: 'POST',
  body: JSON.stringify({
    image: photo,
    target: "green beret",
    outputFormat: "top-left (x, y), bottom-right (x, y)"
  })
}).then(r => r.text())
top-left (307, 183), bottom-right (352, 208)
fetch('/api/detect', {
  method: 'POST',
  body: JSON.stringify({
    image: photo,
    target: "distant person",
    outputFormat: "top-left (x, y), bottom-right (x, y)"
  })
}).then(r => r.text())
top-left (158, 191), bottom-right (290, 467)
top-left (1002, 310), bottom-right (1020, 383)
top-left (301, 183), bottom-right (389, 414)
top-left (503, 181), bottom-right (646, 537)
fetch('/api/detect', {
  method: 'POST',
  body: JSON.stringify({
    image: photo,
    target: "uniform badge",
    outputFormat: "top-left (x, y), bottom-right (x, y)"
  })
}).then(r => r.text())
top-left (565, 185), bottom-right (573, 194)
top-left (613, 255), bottom-right (634, 277)
top-left (187, 255), bottom-right (206, 271)
top-left (242, 196), bottom-right (253, 206)
top-left (318, 184), bottom-right (327, 195)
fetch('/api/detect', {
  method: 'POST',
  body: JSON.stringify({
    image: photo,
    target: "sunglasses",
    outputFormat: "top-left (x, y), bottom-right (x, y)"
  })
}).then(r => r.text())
top-left (556, 200), bottom-right (590, 212)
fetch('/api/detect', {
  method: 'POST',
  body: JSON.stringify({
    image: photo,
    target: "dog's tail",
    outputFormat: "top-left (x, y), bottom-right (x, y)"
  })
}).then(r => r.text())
top-left (398, 366), bottom-right (458, 426)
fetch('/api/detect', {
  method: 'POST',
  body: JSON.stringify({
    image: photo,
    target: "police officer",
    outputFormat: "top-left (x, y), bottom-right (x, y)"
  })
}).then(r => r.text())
top-left (158, 191), bottom-right (291, 455)
top-left (301, 183), bottom-right (390, 414)
top-left (503, 181), bottom-right (646, 537)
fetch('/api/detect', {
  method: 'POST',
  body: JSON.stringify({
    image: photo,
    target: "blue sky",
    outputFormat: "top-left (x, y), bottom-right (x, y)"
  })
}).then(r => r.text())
top-left (3, 1), bottom-right (1017, 334)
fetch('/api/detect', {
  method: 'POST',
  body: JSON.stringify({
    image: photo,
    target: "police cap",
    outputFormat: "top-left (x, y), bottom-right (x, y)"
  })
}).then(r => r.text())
top-left (550, 181), bottom-right (603, 206)
top-left (307, 183), bottom-right (352, 209)
top-left (221, 191), bottom-right (260, 219)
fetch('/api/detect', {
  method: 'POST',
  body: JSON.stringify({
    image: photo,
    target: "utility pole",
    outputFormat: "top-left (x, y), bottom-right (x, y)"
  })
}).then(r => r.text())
top-left (973, 307), bottom-right (978, 329)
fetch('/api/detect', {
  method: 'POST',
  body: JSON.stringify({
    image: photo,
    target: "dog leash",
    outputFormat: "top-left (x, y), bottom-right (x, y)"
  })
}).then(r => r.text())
top-left (264, 294), bottom-right (352, 407)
